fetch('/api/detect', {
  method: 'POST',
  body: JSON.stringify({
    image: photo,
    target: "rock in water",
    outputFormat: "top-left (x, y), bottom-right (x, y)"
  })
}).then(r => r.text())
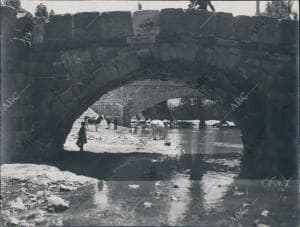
top-left (47, 195), bottom-right (70, 212)
top-left (7, 217), bottom-right (20, 226)
top-left (261, 210), bottom-right (269, 217)
top-left (128, 184), bottom-right (140, 189)
top-left (9, 197), bottom-right (26, 210)
top-left (60, 184), bottom-right (76, 192)
top-left (144, 202), bottom-right (152, 208)
top-left (173, 184), bottom-right (179, 189)
top-left (164, 141), bottom-right (171, 146)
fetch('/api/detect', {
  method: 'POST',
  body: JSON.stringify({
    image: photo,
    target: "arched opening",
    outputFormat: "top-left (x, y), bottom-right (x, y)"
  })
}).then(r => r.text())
top-left (23, 40), bottom-right (297, 179)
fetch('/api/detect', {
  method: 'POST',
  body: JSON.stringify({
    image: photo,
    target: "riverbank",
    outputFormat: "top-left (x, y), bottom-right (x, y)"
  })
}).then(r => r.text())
top-left (1, 109), bottom-right (298, 226)
top-left (64, 108), bottom-right (180, 156)
top-left (1, 163), bottom-right (298, 226)
top-left (0, 164), bottom-right (99, 226)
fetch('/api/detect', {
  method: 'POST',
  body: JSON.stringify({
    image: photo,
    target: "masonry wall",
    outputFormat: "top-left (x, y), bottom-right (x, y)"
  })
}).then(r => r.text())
top-left (1, 6), bottom-right (34, 162)
top-left (32, 9), bottom-right (298, 47)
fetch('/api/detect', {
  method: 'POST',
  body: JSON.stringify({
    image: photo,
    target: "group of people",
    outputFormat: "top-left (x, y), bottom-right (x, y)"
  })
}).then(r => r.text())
top-left (76, 115), bottom-right (119, 152)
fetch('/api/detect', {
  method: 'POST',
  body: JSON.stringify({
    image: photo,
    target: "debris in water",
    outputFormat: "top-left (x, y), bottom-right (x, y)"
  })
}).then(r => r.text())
top-left (183, 169), bottom-right (191, 174)
top-left (128, 184), bottom-right (140, 189)
top-left (173, 184), bottom-right (179, 189)
top-left (256, 223), bottom-right (270, 227)
top-left (155, 181), bottom-right (161, 187)
top-left (261, 210), bottom-right (269, 217)
top-left (164, 141), bottom-right (171, 146)
top-left (233, 191), bottom-right (244, 196)
top-left (170, 195), bottom-right (179, 201)
top-left (144, 202), bottom-right (152, 208)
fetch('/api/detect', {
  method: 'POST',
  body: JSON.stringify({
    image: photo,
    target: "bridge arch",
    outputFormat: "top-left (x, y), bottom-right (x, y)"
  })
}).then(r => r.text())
top-left (1, 6), bottom-right (298, 178)
top-left (34, 42), bottom-right (296, 179)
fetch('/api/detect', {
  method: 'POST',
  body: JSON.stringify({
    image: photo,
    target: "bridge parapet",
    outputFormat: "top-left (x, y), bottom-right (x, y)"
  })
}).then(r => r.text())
top-left (31, 8), bottom-right (298, 47)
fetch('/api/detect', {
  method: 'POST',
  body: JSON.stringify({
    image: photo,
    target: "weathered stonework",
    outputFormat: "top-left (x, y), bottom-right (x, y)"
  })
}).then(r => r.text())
top-left (74, 12), bottom-right (101, 41)
top-left (45, 14), bottom-right (72, 41)
top-left (1, 6), bottom-right (298, 179)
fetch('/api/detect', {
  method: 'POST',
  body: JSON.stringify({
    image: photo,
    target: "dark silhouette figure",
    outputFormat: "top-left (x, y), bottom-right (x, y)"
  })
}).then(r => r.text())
top-left (138, 2), bottom-right (142, 10)
top-left (35, 3), bottom-right (48, 18)
top-left (76, 122), bottom-right (87, 152)
top-left (189, 0), bottom-right (215, 11)
top-left (106, 116), bottom-right (112, 129)
top-left (113, 118), bottom-right (118, 130)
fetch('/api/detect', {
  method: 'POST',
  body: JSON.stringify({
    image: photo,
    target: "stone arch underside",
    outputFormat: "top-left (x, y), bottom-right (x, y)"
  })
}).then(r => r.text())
top-left (2, 6), bottom-right (298, 178)
top-left (91, 79), bottom-right (207, 126)
top-left (27, 42), bottom-right (297, 179)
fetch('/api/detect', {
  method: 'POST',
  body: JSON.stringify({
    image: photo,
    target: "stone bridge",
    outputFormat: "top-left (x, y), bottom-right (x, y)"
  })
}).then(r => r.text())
top-left (1, 6), bottom-right (298, 178)
top-left (91, 79), bottom-right (205, 126)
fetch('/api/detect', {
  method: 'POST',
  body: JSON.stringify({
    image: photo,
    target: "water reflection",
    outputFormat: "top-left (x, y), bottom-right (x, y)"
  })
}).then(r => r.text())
top-left (56, 128), bottom-right (298, 226)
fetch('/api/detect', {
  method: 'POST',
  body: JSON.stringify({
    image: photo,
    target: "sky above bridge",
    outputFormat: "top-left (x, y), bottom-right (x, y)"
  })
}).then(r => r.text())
top-left (22, 0), bottom-right (299, 17)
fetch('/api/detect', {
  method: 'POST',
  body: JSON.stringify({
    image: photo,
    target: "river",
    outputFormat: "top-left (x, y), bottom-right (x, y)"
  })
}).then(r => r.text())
top-left (57, 127), bottom-right (299, 226)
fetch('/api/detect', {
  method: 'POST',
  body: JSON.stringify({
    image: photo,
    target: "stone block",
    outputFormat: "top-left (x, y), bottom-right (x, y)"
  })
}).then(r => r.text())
top-left (184, 9), bottom-right (216, 36)
top-left (52, 62), bottom-right (68, 75)
top-left (160, 43), bottom-right (196, 62)
top-left (133, 10), bottom-right (159, 36)
top-left (52, 100), bottom-right (68, 114)
top-left (279, 19), bottom-right (298, 45)
top-left (214, 47), bottom-right (241, 70)
top-left (15, 117), bottom-right (23, 131)
top-left (74, 12), bottom-right (100, 41)
top-left (100, 11), bottom-right (133, 41)
top-left (71, 83), bottom-right (85, 98)
top-left (16, 131), bottom-right (30, 144)
top-left (59, 89), bottom-right (77, 108)
top-left (45, 14), bottom-right (72, 41)
top-left (126, 35), bottom-right (156, 45)
top-left (0, 6), bottom-right (17, 37)
top-left (61, 49), bottom-right (92, 66)
top-left (196, 47), bottom-right (213, 64)
top-left (32, 21), bottom-right (44, 44)
top-left (215, 12), bottom-right (234, 38)
top-left (251, 16), bottom-right (279, 45)
top-left (92, 63), bottom-right (119, 84)
top-left (14, 73), bottom-right (29, 89)
top-left (112, 52), bottom-right (140, 75)
top-left (23, 117), bottom-right (32, 130)
top-left (15, 105), bottom-right (33, 117)
top-left (93, 47), bottom-right (119, 63)
top-left (159, 8), bottom-right (185, 36)
top-left (233, 15), bottom-right (252, 40)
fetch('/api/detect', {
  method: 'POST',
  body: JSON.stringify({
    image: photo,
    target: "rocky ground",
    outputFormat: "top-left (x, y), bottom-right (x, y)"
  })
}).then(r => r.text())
top-left (0, 164), bottom-right (98, 226)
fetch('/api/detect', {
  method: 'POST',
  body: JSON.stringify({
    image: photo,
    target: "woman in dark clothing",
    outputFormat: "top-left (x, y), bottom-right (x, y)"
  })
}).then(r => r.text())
top-left (113, 118), bottom-right (118, 130)
top-left (76, 122), bottom-right (87, 152)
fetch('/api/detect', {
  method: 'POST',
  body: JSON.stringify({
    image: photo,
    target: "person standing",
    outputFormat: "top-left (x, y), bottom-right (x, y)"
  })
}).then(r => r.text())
top-left (106, 116), bottom-right (111, 129)
top-left (113, 118), bottom-right (118, 130)
top-left (76, 122), bottom-right (87, 152)
top-left (189, 0), bottom-right (215, 11)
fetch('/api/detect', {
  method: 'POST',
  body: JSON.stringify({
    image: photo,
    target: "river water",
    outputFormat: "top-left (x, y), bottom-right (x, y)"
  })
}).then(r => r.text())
top-left (56, 128), bottom-right (299, 226)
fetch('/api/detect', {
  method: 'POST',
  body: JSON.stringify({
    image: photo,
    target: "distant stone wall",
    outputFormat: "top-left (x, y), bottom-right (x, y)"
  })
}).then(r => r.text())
top-left (91, 80), bottom-right (203, 126)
